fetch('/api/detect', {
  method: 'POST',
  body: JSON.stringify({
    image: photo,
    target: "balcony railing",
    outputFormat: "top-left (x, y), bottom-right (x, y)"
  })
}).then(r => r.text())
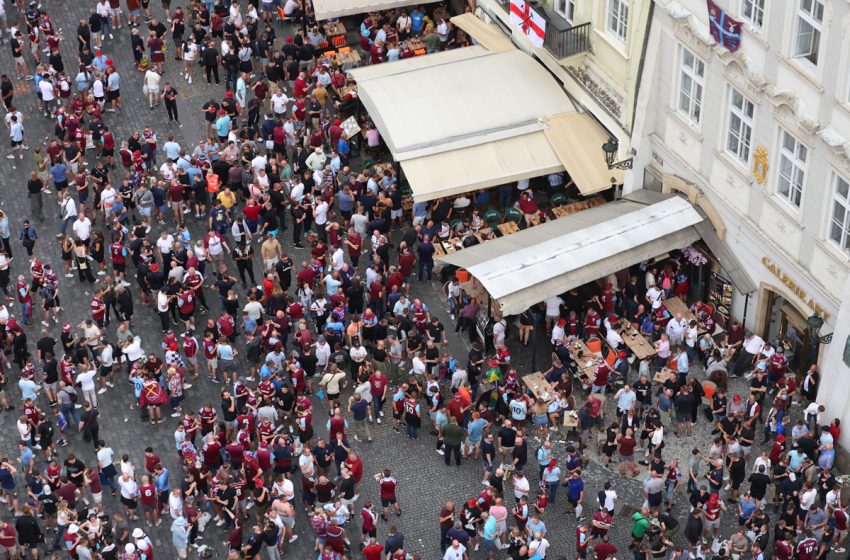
top-left (545, 21), bottom-right (591, 59)
top-left (493, 0), bottom-right (591, 59)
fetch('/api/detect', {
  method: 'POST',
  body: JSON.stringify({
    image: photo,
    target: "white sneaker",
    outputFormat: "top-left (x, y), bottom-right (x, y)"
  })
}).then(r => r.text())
top-left (106, 382), bottom-right (114, 388)
top-left (109, 33), bottom-right (114, 39)
top-left (97, 388), bottom-right (107, 394)
top-left (376, 417), bottom-right (381, 424)
top-left (188, 76), bottom-right (192, 84)
top-left (183, 383), bottom-right (192, 389)
top-left (97, 271), bottom-right (106, 275)
top-left (64, 273), bottom-right (73, 278)
top-left (41, 321), bottom-right (49, 327)
top-left (288, 535), bottom-right (298, 543)
top-left (171, 412), bottom-right (181, 417)
top-left (436, 449), bottom-right (444, 455)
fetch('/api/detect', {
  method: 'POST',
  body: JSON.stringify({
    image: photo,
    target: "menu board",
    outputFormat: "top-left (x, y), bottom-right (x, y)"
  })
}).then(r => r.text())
top-left (709, 271), bottom-right (733, 320)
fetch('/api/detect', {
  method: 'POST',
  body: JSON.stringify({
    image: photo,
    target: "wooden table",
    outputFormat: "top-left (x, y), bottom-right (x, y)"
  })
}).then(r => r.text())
top-left (433, 242), bottom-right (445, 257)
top-left (563, 410), bottom-right (579, 428)
top-left (405, 38), bottom-right (425, 52)
top-left (522, 372), bottom-right (554, 400)
top-left (654, 366), bottom-right (677, 384)
top-left (663, 296), bottom-right (696, 322)
top-left (332, 49), bottom-right (361, 67)
top-left (497, 222), bottom-right (520, 236)
top-left (550, 196), bottom-right (605, 219)
top-left (570, 342), bottom-right (599, 384)
top-left (324, 21), bottom-right (346, 37)
top-left (334, 84), bottom-right (358, 99)
top-left (528, 213), bottom-right (542, 226)
top-left (621, 331), bottom-right (657, 360)
top-left (372, 162), bottom-right (394, 177)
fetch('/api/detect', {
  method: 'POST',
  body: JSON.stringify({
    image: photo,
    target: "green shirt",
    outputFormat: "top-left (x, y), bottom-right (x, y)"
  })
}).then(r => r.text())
top-left (442, 423), bottom-right (465, 447)
top-left (632, 513), bottom-right (650, 538)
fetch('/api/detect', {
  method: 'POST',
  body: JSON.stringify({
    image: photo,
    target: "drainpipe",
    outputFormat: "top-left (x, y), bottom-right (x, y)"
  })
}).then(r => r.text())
top-left (630, 1), bottom-right (654, 134)
top-left (742, 293), bottom-right (750, 331)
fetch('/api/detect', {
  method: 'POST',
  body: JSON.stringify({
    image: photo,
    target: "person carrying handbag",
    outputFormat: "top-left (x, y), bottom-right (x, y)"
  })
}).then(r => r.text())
top-left (73, 239), bottom-right (95, 283)
top-left (18, 221), bottom-right (38, 257)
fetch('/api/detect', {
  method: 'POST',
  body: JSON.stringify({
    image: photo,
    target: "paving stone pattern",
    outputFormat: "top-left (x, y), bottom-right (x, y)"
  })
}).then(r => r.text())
top-left (0, 2), bottom-right (834, 560)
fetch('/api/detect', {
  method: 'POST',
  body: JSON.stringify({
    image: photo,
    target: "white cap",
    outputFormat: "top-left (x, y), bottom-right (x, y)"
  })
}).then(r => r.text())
top-left (125, 544), bottom-right (136, 554)
top-left (68, 524), bottom-right (80, 533)
top-left (131, 528), bottom-right (145, 538)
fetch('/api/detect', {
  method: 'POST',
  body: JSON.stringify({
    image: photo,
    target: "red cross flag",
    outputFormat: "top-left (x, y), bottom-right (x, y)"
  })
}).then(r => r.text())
top-left (510, 0), bottom-right (546, 48)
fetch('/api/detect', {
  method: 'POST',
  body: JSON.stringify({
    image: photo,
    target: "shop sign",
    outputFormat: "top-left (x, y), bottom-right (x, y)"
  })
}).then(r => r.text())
top-left (762, 257), bottom-right (831, 321)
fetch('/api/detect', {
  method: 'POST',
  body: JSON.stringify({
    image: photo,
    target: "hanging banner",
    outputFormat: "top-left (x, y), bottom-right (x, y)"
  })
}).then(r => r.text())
top-left (509, 0), bottom-right (546, 48)
top-left (707, 0), bottom-right (743, 52)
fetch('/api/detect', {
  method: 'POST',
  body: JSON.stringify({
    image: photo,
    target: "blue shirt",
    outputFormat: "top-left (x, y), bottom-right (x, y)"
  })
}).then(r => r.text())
top-left (242, 315), bottom-right (257, 335)
top-left (155, 468), bottom-right (170, 492)
top-left (217, 344), bottom-right (235, 360)
top-left (568, 477), bottom-right (584, 500)
top-left (19, 446), bottom-right (33, 467)
top-left (739, 497), bottom-right (756, 520)
top-left (410, 11), bottom-right (424, 32)
top-left (215, 115), bottom-right (231, 138)
top-left (18, 378), bottom-right (38, 401)
top-left (50, 163), bottom-right (68, 184)
top-left (467, 418), bottom-right (486, 444)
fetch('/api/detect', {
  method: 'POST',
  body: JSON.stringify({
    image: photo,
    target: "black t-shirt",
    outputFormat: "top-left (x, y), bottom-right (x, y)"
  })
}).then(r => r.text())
top-left (339, 476), bottom-right (355, 499)
top-left (498, 427), bottom-right (516, 448)
top-left (37, 336), bottom-right (56, 358)
top-left (43, 359), bottom-right (59, 384)
top-left (748, 472), bottom-right (771, 498)
top-left (512, 442), bottom-right (527, 467)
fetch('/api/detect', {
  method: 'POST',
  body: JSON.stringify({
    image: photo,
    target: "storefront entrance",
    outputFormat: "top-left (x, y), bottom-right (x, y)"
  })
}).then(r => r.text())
top-left (763, 289), bottom-right (813, 377)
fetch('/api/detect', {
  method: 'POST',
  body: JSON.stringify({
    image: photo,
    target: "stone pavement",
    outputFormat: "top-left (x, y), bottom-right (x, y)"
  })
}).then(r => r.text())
top-left (0, 2), bottom-right (836, 560)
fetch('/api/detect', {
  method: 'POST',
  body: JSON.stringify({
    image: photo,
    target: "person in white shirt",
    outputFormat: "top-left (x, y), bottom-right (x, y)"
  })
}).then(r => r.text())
top-left (665, 313), bottom-right (687, 346)
top-left (76, 367), bottom-right (98, 408)
top-left (7, 115), bottom-right (24, 160)
top-left (410, 352), bottom-right (426, 376)
top-left (313, 197), bottom-right (329, 239)
top-left (543, 295), bottom-right (563, 331)
top-left (733, 332), bottom-right (764, 377)
top-left (72, 214), bottom-right (92, 242)
top-left (606, 324), bottom-right (624, 350)
top-left (38, 77), bottom-right (56, 117)
top-left (156, 232), bottom-right (174, 264)
top-left (269, 91), bottom-right (289, 116)
top-left (443, 541), bottom-right (466, 560)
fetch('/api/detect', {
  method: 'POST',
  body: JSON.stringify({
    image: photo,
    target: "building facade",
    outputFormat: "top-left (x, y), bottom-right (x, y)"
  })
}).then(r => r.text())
top-left (475, 0), bottom-right (652, 159)
top-left (630, 0), bottom-right (850, 447)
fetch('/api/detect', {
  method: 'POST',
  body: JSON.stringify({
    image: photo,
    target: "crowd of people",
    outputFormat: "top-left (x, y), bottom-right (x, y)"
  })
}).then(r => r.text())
top-left (0, 1), bottom-right (844, 560)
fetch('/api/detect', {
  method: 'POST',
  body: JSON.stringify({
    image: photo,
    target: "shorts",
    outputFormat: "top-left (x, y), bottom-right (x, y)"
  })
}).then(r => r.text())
top-left (482, 538), bottom-right (495, 553)
top-left (704, 517), bottom-right (720, 530)
top-left (465, 437), bottom-right (480, 449)
top-left (619, 454), bottom-right (634, 463)
top-left (381, 497), bottom-right (396, 507)
top-left (176, 547), bottom-right (187, 559)
top-left (501, 446), bottom-right (514, 456)
top-left (361, 527), bottom-right (376, 538)
top-left (11, 140), bottom-right (21, 147)
top-left (496, 519), bottom-right (506, 535)
top-left (92, 491), bottom-right (103, 504)
top-left (179, 311), bottom-right (193, 321)
top-left (676, 412), bottom-right (690, 422)
top-left (100, 364), bottom-right (113, 377)
top-left (13, 56), bottom-right (24, 65)
top-left (139, 207), bottom-right (151, 217)
top-left (44, 381), bottom-right (58, 392)
top-left (107, 89), bottom-right (120, 101)
top-left (280, 516), bottom-right (295, 529)
top-left (577, 548), bottom-right (587, 559)
top-left (390, 208), bottom-right (403, 219)
top-left (141, 501), bottom-right (156, 512)
top-left (206, 358), bottom-right (218, 369)
top-left (121, 496), bottom-right (138, 509)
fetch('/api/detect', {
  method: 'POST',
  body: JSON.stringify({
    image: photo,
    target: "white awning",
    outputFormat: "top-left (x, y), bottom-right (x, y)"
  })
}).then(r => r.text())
top-left (436, 197), bottom-right (703, 315)
top-left (312, 0), bottom-right (440, 21)
top-left (350, 48), bottom-right (575, 160)
top-left (400, 132), bottom-right (564, 202)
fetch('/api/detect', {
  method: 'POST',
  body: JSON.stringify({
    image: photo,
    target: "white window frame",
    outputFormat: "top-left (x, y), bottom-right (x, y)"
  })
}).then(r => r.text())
top-left (554, 0), bottom-right (575, 22)
top-left (741, 0), bottom-right (765, 31)
top-left (829, 174), bottom-right (850, 256)
top-left (725, 87), bottom-right (755, 166)
top-left (677, 46), bottom-right (705, 125)
top-left (606, 0), bottom-right (628, 43)
top-left (793, 0), bottom-right (823, 68)
top-left (775, 128), bottom-right (807, 210)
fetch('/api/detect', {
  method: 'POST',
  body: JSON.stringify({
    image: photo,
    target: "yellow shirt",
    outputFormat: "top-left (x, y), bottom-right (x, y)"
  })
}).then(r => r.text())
top-left (217, 190), bottom-right (236, 209)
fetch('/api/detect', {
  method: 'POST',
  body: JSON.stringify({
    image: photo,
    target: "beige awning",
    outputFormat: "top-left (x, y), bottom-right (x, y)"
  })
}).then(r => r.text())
top-left (436, 196), bottom-right (703, 315)
top-left (544, 112), bottom-right (625, 195)
top-left (400, 132), bottom-right (563, 202)
top-left (450, 13), bottom-right (515, 53)
top-left (312, 0), bottom-right (440, 21)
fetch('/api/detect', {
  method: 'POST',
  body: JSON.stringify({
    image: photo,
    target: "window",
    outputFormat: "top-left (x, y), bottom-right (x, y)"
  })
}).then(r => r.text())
top-left (829, 175), bottom-right (850, 255)
top-left (741, 0), bottom-right (765, 30)
top-left (555, 0), bottom-right (575, 22)
top-left (606, 0), bottom-right (629, 42)
top-left (677, 47), bottom-right (705, 124)
top-left (725, 88), bottom-right (754, 165)
top-left (794, 0), bottom-right (823, 66)
top-left (776, 129), bottom-right (807, 209)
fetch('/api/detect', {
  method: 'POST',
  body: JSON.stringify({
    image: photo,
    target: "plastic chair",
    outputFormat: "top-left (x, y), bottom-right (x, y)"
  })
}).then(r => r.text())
top-left (550, 192), bottom-right (568, 207)
top-left (585, 337), bottom-right (603, 355)
top-left (503, 207), bottom-right (522, 223)
top-left (604, 349), bottom-right (617, 368)
top-left (413, 48), bottom-right (427, 56)
top-left (483, 209), bottom-right (502, 228)
top-left (337, 46), bottom-right (351, 53)
top-left (332, 35), bottom-right (347, 48)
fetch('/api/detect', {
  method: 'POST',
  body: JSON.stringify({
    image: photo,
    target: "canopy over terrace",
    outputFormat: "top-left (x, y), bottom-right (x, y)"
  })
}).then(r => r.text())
top-left (312, 0), bottom-right (441, 21)
top-left (350, 43), bottom-right (621, 202)
top-left (435, 195), bottom-right (704, 316)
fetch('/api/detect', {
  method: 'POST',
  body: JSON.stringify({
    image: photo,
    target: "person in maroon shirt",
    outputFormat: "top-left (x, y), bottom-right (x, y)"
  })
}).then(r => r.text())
top-left (345, 228), bottom-right (362, 268)
top-left (593, 533), bottom-right (618, 560)
top-left (397, 247), bottom-right (415, 280)
top-left (295, 262), bottom-right (315, 290)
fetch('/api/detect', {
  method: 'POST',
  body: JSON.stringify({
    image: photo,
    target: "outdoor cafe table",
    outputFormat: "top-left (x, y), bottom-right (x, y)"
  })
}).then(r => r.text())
top-left (522, 372), bottom-right (554, 400)
top-left (332, 49), bottom-right (361, 67)
top-left (663, 296), bottom-right (696, 322)
top-left (569, 341), bottom-right (598, 384)
top-left (324, 21), bottom-right (346, 37)
top-left (621, 330), bottom-right (657, 361)
top-left (497, 221), bottom-right (520, 236)
top-left (654, 366), bottom-right (677, 384)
